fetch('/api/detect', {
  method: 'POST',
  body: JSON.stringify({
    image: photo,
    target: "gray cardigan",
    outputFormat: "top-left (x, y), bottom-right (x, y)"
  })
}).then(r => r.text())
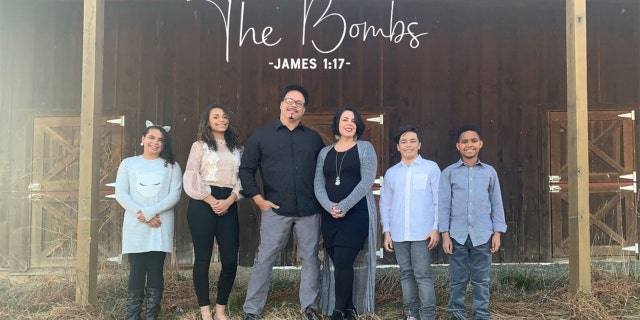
top-left (314, 140), bottom-right (378, 315)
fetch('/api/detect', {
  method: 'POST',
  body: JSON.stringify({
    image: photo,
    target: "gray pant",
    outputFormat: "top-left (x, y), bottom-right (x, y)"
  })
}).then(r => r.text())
top-left (243, 210), bottom-right (321, 314)
top-left (393, 240), bottom-right (436, 320)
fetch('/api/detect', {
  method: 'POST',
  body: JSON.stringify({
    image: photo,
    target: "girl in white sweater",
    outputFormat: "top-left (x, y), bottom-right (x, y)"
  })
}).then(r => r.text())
top-left (115, 122), bottom-right (182, 320)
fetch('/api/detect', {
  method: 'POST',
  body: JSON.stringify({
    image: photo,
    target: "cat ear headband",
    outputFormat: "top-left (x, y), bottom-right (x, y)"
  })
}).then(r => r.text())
top-left (146, 120), bottom-right (171, 132)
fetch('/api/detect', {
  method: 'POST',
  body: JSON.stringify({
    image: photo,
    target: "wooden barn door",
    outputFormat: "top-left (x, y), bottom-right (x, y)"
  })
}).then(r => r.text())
top-left (549, 110), bottom-right (637, 258)
top-left (30, 116), bottom-right (124, 268)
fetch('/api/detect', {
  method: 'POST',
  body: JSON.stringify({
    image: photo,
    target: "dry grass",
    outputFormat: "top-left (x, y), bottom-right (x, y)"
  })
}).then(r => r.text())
top-left (1, 263), bottom-right (639, 320)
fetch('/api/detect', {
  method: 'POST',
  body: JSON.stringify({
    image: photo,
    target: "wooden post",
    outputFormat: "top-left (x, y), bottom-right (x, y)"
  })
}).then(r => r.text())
top-left (566, 0), bottom-right (591, 294)
top-left (76, 0), bottom-right (104, 305)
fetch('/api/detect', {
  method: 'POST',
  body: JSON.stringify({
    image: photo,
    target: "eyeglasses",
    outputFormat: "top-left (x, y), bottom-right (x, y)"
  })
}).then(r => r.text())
top-left (283, 97), bottom-right (305, 108)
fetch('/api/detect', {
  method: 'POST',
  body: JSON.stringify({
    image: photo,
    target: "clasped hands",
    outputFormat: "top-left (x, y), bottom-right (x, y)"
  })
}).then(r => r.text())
top-left (204, 195), bottom-right (231, 216)
top-left (137, 210), bottom-right (162, 228)
top-left (330, 203), bottom-right (345, 219)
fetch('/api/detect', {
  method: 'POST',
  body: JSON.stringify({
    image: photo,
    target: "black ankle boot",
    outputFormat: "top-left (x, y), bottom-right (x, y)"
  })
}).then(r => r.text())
top-left (345, 308), bottom-right (358, 320)
top-left (331, 310), bottom-right (345, 320)
top-left (125, 290), bottom-right (144, 320)
top-left (145, 287), bottom-right (163, 320)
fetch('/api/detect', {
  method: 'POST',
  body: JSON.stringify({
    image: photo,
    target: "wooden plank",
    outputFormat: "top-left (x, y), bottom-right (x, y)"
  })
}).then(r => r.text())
top-left (610, 3), bottom-right (639, 104)
top-left (566, 0), bottom-right (591, 294)
top-left (0, 1), bottom-right (10, 270)
top-left (53, 3), bottom-right (83, 109)
top-left (102, 4), bottom-right (117, 113)
top-left (7, 2), bottom-right (36, 273)
top-left (76, 0), bottom-right (104, 305)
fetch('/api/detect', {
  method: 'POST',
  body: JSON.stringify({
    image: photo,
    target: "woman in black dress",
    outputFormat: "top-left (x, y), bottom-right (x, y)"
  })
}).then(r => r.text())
top-left (314, 106), bottom-right (378, 320)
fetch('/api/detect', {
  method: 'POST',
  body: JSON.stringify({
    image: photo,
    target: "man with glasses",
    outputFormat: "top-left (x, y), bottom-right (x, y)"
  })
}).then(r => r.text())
top-left (239, 84), bottom-right (325, 320)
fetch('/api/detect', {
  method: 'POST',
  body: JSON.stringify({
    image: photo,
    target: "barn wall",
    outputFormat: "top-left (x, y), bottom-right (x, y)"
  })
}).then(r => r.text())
top-left (0, 0), bottom-right (638, 271)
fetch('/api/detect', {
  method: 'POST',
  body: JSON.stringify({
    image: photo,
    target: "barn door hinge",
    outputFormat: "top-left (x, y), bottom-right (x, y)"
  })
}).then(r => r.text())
top-left (622, 243), bottom-right (639, 254)
top-left (620, 172), bottom-right (636, 182)
top-left (549, 185), bottom-right (562, 193)
top-left (28, 183), bottom-right (43, 201)
top-left (372, 176), bottom-right (383, 196)
top-left (105, 182), bottom-right (116, 199)
top-left (366, 114), bottom-right (383, 124)
top-left (618, 111), bottom-right (635, 121)
top-left (106, 115), bottom-right (125, 126)
top-left (28, 183), bottom-right (42, 191)
top-left (620, 184), bottom-right (637, 193)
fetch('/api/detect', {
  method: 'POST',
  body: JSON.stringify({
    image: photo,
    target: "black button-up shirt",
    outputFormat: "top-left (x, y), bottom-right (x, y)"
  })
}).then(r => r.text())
top-left (239, 120), bottom-right (325, 216)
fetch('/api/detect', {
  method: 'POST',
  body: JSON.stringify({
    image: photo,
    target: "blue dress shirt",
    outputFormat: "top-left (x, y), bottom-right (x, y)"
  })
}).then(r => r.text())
top-left (438, 159), bottom-right (507, 247)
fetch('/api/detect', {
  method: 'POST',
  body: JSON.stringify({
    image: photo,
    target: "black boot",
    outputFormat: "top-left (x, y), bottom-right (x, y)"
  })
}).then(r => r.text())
top-left (126, 290), bottom-right (144, 320)
top-left (145, 287), bottom-right (163, 320)
top-left (345, 308), bottom-right (358, 320)
top-left (331, 310), bottom-right (345, 320)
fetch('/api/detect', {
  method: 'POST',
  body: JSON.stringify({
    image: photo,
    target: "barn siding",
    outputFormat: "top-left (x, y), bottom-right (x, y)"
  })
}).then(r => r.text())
top-left (0, 0), bottom-right (638, 270)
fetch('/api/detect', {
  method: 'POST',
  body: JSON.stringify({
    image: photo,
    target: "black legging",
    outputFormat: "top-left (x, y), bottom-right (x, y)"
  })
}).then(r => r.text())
top-left (326, 246), bottom-right (360, 312)
top-left (128, 251), bottom-right (167, 291)
top-left (187, 186), bottom-right (239, 307)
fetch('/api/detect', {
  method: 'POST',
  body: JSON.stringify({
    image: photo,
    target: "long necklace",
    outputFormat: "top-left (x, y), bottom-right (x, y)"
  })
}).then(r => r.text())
top-left (335, 148), bottom-right (349, 186)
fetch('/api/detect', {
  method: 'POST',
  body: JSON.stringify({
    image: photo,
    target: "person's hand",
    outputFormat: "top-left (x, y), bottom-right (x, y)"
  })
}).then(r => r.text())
top-left (147, 214), bottom-right (162, 228)
top-left (441, 232), bottom-right (453, 254)
top-left (330, 203), bottom-right (345, 219)
top-left (212, 198), bottom-right (232, 216)
top-left (203, 195), bottom-right (218, 208)
top-left (490, 232), bottom-right (501, 253)
top-left (136, 210), bottom-right (146, 223)
top-left (425, 229), bottom-right (440, 250)
top-left (253, 195), bottom-right (279, 213)
top-left (383, 232), bottom-right (394, 252)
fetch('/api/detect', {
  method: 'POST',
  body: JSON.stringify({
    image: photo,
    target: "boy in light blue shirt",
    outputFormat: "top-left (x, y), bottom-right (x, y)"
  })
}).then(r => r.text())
top-left (439, 124), bottom-right (507, 320)
top-left (379, 125), bottom-right (441, 320)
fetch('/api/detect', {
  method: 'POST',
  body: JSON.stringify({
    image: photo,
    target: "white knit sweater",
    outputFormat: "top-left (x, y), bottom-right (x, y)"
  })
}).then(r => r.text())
top-left (115, 156), bottom-right (182, 254)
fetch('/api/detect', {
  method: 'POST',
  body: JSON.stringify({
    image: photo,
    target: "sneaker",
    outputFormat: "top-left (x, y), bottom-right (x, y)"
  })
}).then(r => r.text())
top-left (243, 313), bottom-right (261, 320)
top-left (301, 307), bottom-right (319, 320)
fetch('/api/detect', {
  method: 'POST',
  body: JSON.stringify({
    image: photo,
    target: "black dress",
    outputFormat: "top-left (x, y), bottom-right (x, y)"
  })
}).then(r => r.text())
top-left (321, 145), bottom-right (369, 250)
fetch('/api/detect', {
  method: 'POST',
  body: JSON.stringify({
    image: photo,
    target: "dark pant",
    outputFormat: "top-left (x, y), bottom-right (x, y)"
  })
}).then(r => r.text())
top-left (326, 246), bottom-right (360, 312)
top-left (187, 186), bottom-right (239, 307)
top-left (127, 251), bottom-right (167, 291)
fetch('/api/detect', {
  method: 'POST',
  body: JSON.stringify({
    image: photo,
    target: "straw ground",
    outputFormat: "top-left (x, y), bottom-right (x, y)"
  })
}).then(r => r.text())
top-left (1, 262), bottom-right (639, 319)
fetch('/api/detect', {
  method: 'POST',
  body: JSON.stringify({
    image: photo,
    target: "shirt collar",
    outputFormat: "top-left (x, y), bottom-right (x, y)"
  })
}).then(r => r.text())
top-left (455, 158), bottom-right (484, 168)
top-left (274, 119), bottom-right (305, 131)
top-left (400, 155), bottom-right (425, 167)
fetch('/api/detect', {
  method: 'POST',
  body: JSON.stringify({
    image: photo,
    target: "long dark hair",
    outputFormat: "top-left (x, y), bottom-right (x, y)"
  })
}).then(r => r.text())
top-left (197, 103), bottom-right (242, 151)
top-left (142, 125), bottom-right (176, 167)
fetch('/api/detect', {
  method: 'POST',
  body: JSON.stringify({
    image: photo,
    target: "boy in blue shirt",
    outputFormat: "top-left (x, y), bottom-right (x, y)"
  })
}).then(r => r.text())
top-left (439, 124), bottom-right (507, 320)
top-left (379, 125), bottom-right (441, 320)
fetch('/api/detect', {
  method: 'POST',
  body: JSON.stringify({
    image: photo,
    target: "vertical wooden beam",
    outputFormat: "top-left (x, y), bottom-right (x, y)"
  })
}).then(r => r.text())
top-left (566, 0), bottom-right (591, 294)
top-left (76, 0), bottom-right (104, 305)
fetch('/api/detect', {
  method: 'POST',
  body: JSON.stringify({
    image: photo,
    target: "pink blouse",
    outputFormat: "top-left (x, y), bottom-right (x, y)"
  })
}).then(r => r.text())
top-left (183, 140), bottom-right (242, 200)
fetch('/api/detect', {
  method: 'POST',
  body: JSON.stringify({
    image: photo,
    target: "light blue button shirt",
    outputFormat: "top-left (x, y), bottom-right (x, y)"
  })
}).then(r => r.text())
top-left (379, 155), bottom-right (440, 242)
top-left (438, 159), bottom-right (507, 247)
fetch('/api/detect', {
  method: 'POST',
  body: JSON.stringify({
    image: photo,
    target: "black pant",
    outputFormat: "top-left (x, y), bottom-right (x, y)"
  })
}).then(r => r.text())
top-left (187, 186), bottom-right (239, 307)
top-left (326, 246), bottom-right (359, 312)
top-left (128, 251), bottom-right (167, 291)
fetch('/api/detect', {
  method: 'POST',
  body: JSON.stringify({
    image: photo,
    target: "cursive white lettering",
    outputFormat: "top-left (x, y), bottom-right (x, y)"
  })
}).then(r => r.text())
top-left (239, 2), bottom-right (281, 48)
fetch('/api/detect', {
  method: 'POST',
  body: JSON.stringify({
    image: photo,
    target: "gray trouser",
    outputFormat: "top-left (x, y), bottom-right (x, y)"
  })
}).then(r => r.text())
top-left (394, 240), bottom-right (436, 320)
top-left (243, 210), bottom-right (321, 314)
